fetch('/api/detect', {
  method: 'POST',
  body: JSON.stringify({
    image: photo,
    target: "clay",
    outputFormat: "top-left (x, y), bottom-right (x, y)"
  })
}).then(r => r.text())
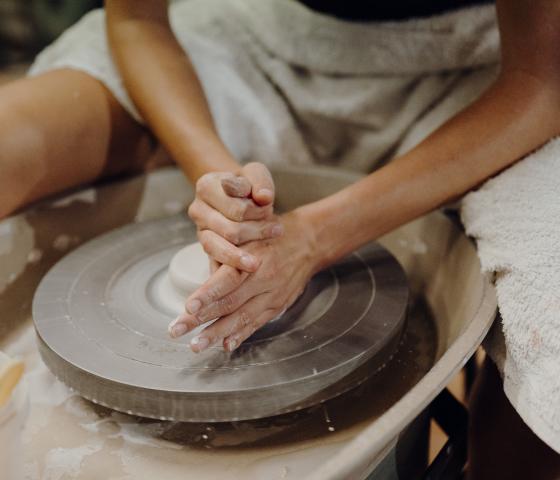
top-left (168, 242), bottom-right (209, 298)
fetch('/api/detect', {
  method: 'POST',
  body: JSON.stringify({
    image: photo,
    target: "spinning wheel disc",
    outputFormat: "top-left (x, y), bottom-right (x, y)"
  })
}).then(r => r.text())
top-left (33, 214), bottom-right (408, 421)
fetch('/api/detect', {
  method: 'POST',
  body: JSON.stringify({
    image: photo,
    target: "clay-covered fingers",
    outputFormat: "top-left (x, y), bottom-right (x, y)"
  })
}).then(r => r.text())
top-left (167, 265), bottom-right (247, 336)
top-left (220, 286), bottom-right (302, 353)
top-left (222, 309), bottom-right (279, 352)
top-left (195, 172), bottom-right (272, 222)
top-left (241, 162), bottom-right (275, 206)
top-left (186, 264), bottom-right (248, 316)
top-left (193, 294), bottom-right (277, 353)
top-left (189, 198), bottom-right (283, 246)
top-left (198, 229), bottom-right (260, 272)
top-left (183, 274), bottom-right (255, 325)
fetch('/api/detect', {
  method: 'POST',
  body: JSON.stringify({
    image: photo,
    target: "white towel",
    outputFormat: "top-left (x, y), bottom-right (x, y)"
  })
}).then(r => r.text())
top-left (461, 139), bottom-right (560, 452)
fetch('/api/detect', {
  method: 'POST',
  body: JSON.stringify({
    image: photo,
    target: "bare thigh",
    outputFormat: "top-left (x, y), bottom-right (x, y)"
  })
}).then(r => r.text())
top-left (468, 357), bottom-right (560, 479)
top-left (0, 69), bottom-right (159, 218)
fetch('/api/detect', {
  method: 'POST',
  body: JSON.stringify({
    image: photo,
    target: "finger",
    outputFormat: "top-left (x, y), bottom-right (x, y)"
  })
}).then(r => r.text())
top-left (190, 199), bottom-right (283, 245)
top-left (242, 163), bottom-right (275, 206)
top-left (196, 173), bottom-right (271, 222)
top-left (202, 285), bottom-right (299, 345)
top-left (198, 230), bottom-right (260, 272)
top-left (192, 294), bottom-right (274, 353)
top-left (221, 176), bottom-right (252, 198)
top-left (167, 311), bottom-right (201, 339)
top-left (186, 264), bottom-right (248, 315)
top-left (168, 265), bottom-right (247, 336)
top-left (210, 258), bottom-right (220, 274)
top-left (190, 269), bottom-right (304, 329)
top-left (187, 276), bottom-right (255, 325)
top-left (223, 308), bottom-right (280, 352)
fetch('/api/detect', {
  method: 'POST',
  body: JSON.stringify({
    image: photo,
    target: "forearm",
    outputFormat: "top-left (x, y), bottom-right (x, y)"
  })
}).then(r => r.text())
top-left (302, 71), bottom-right (560, 269)
top-left (105, 0), bottom-right (239, 182)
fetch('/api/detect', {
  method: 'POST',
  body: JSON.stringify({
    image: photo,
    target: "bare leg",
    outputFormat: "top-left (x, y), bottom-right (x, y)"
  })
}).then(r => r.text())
top-left (468, 357), bottom-right (560, 479)
top-left (0, 69), bottom-right (158, 218)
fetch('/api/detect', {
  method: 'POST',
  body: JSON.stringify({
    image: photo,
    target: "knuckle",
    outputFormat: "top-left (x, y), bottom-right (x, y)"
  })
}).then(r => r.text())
top-left (244, 225), bottom-right (263, 243)
top-left (238, 311), bottom-right (251, 328)
top-left (198, 233), bottom-right (212, 252)
top-left (187, 201), bottom-right (200, 221)
top-left (187, 201), bottom-right (195, 218)
top-left (224, 319), bottom-right (240, 337)
top-left (224, 267), bottom-right (240, 285)
top-left (259, 224), bottom-right (271, 240)
top-left (219, 294), bottom-right (236, 309)
top-left (228, 202), bottom-right (247, 222)
top-left (223, 225), bottom-right (241, 245)
top-left (195, 177), bottom-right (206, 195)
top-left (205, 283), bottom-right (224, 303)
top-left (196, 173), bottom-right (214, 195)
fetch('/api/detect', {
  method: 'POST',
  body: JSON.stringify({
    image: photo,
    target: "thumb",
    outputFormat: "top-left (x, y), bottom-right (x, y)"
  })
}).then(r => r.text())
top-left (242, 162), bottom-right (275, 206)
top-left (221, 175), bottom-right (252, 198)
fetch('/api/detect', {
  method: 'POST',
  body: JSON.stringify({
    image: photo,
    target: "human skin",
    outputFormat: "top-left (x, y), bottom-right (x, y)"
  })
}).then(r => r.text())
top-left (106, 4), bottom-right (560, 473)
top-left (144, 0), bottom-right (560, 351)
top-left (0, 69), bottom-right (156, 219)
top-left (1, 2), bottom-right (559, 349)
top-left (0, 0), bottom-right (557, 475)
top-left (104, 1), bottom-right (284, 274)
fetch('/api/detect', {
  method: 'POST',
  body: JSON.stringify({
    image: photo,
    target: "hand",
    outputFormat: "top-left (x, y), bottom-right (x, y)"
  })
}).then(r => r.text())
top-left (188, 163), bottom-right (284, 272)
top-left (168, 209), bottom-right (319, 352)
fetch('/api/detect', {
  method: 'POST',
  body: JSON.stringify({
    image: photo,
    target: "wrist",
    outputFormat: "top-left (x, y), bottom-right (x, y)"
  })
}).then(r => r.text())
top-left (290, 204), bottom-right (334, 274)
top-left (174, 131), bottom-right (241, 181)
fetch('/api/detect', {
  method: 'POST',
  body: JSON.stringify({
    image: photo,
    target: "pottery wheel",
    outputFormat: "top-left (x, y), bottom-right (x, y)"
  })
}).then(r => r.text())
top-left (32, 214), bottom-right (409, 422)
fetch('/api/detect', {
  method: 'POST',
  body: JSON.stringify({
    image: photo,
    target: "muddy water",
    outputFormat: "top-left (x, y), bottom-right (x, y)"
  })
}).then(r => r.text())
top-left (3, 291), bottom-right (436, 479)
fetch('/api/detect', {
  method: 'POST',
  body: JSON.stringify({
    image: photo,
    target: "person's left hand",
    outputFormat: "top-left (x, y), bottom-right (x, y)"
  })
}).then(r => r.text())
top-left (188, 163), bottom-right (282, 274)
top-left (168, 209), bottom-right (319, 352)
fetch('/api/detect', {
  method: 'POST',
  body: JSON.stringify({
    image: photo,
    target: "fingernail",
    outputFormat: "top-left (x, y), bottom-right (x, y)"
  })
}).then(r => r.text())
top-left (240, 254), bottom-right (257, 269)
top-left (191, 336), bottom-right (210, 351)
top-left (168, 315), bottom-right (182, 333)
top-left (271, 224), bottom-right (284, 237)
top-left (258, 188), bottom-right (273, 199)
top-left (170, 323), bottom-right (188, 338)
top-left (187, 299), bottom-right (201, 314)
top-left (227, 339), bottom-right (238, 352)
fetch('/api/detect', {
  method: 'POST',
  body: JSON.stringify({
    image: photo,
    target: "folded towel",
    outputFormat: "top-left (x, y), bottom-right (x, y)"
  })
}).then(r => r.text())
top-left (461, 138), bottom-right (560, 452)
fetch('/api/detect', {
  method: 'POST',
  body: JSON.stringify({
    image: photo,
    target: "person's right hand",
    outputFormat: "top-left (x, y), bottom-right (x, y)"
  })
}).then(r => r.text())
top-left (188, 162), bottom-right (283, 273)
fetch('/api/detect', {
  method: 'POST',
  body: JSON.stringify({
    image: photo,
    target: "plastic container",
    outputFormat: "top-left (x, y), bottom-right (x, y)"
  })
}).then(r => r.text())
top-left (0, 352), bottom-right (29, 480)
